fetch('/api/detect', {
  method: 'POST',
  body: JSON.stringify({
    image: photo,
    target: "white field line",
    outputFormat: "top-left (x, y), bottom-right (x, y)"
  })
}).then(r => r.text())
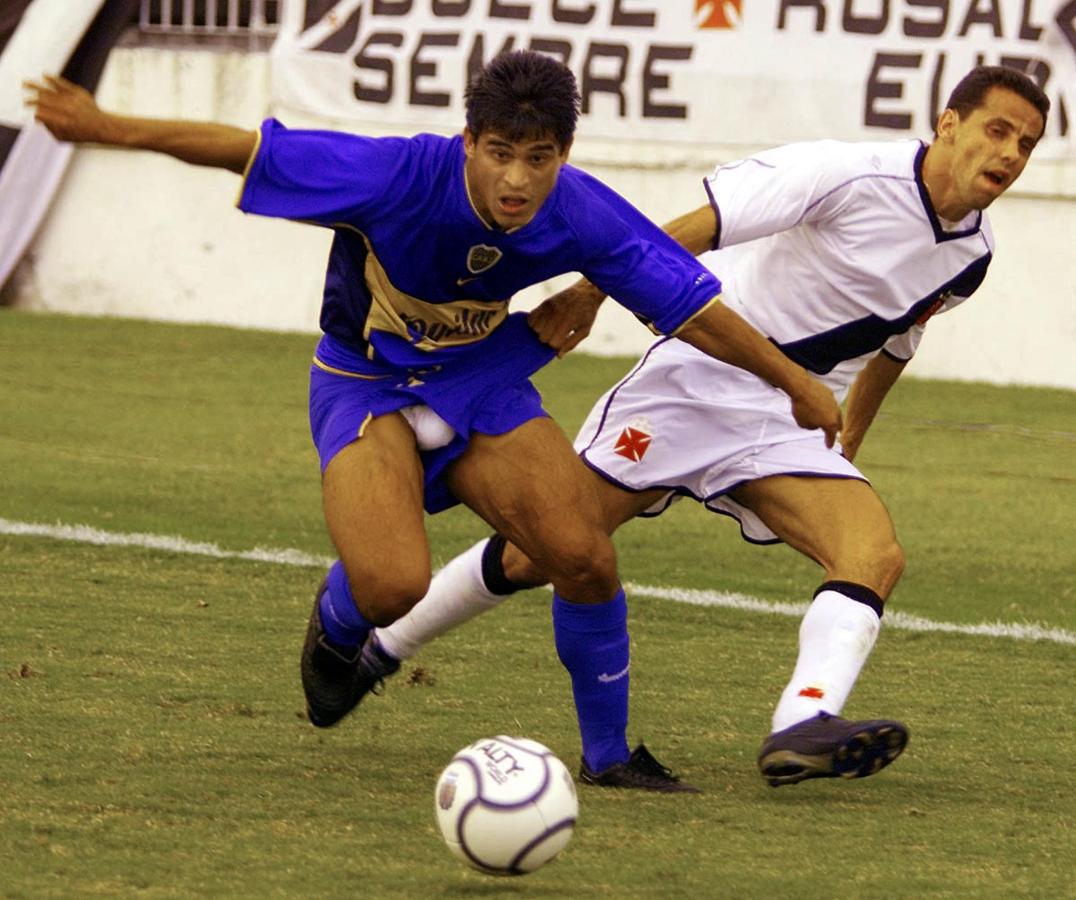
top-left (4, 518), bottom-right (1075, 647)
top-left (624, 583), bottom-right (1076, 647)
top-left (0, 518), bottom-right (335, 569)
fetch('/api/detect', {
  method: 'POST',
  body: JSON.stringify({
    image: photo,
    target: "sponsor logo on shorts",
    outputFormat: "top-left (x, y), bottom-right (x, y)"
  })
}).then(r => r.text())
top-left (798, 686), bottom-right (825, 699)
top-left (614, 425), bottom-right (652, 462)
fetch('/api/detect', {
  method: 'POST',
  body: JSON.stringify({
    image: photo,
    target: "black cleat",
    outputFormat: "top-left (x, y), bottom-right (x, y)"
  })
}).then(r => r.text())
top-left (300, 581), bottom-right (400, 728)
top-left (757, 712), bottom-right (909, 787)
top-left (579, 744), bottom-right (701, 793)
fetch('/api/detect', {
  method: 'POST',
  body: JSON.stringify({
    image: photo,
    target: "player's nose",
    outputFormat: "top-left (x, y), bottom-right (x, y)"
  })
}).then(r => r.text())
top-left (503, 158), bottom-right (528, 189)
top-left (998, 134), bottom-right (1020, 163)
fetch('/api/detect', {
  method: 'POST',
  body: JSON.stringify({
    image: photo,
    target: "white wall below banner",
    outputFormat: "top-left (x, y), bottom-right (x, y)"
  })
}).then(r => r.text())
top-left (7, 47), bottom-right (1076, 390)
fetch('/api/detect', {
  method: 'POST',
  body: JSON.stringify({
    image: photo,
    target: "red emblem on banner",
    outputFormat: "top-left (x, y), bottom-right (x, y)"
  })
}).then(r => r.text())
top-left (696, 0), bottom-right (742, 29)
top-left (614, 426), bottom-right (652, 462)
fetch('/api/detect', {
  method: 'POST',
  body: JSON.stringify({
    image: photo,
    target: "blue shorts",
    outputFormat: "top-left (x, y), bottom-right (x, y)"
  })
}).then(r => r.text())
top-left (309, 313), bottom-right (557, 513)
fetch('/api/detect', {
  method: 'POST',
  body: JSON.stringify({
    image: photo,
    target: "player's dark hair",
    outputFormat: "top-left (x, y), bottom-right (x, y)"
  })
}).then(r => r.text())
top-left (465, 50), bottom-right (580, 149)
top-left (941, 65), bottom-right (1050, 137)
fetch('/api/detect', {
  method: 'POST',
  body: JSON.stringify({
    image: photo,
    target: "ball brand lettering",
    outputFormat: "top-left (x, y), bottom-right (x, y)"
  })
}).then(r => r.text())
top-left (475, 741), bottom-right (527, 784)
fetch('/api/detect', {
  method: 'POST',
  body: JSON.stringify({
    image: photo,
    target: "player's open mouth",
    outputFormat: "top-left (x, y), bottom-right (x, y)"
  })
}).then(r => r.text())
top-left (983, 170), bottom-right (1007, 187)
top-left (499, 197), bottom-right (528, 214)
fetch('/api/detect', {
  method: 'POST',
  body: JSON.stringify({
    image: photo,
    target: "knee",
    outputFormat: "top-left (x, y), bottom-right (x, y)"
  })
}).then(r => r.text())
top-left (830, 532), bottom-right (905, 600)
top-left (872, 537), bottom-right (906, 599)
top-left (882, 537), bottom-right (906, 580)
top-left (539, 530), bottom-right (619, 595)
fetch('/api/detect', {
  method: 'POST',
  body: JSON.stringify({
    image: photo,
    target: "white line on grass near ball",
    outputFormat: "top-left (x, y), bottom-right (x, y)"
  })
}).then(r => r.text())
top-left (3, 517), bottom-right (1074, 647)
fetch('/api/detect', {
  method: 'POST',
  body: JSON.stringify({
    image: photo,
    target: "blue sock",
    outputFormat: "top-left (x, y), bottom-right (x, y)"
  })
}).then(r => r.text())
top-left (318, 560), bottom-right (373, 650)
top-left (552, 589), bottom-right (631, 773)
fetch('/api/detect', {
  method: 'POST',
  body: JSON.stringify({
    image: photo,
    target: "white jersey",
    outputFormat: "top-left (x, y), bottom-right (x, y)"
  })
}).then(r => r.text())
top-left (702, 138), bottom-right (994, 400)
top-left (575, 138), bottom-right (997, 543)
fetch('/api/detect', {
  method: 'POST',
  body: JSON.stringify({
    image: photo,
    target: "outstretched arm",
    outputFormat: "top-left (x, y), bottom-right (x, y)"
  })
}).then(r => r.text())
top-left (24, 75), bottom-right (256, 174)
top-left (840, 352), bottom-right (907, 462)
top-left (529, 205), bottom-right (718, 356)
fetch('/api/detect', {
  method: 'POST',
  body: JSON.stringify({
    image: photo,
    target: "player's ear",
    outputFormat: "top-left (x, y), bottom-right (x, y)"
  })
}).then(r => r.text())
top-left (463, 128), bottom-right (477, 157)
top-left (559, 137), bottom-right (573, 162)
top-left (936, 108), bottom-right (958, 143)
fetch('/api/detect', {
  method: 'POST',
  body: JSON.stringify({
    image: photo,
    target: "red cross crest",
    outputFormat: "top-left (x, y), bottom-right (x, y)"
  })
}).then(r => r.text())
top-left (614, 426), bottom-right (652, 462)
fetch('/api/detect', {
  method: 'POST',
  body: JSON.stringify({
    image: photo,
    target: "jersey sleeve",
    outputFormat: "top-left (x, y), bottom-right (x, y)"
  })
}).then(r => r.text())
top-left (704, 141), bottom-right (856, 248)
top-left (569, 171), bottom-right (722, 335)
top-left (238, 118), bottom-right (420, 227)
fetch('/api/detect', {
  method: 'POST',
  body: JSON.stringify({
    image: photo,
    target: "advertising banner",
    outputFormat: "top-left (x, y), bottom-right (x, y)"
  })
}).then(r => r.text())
top-left (270, 1), bottom-right (1075, 160)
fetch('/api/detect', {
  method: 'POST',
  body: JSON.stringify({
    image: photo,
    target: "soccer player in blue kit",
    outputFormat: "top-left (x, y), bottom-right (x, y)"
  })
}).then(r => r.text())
top-left (27, 50), bottom-right (840, 791)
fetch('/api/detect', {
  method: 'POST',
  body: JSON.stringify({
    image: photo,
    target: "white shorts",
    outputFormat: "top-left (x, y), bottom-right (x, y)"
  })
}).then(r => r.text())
top-left (574, 338), bottom-right (867, 544)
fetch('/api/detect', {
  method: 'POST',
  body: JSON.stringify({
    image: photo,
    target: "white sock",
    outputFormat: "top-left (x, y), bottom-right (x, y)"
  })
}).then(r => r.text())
top-left (770, 589), bottom-right (881, 733)
top-left (374, 539), bottom-right (510, 661)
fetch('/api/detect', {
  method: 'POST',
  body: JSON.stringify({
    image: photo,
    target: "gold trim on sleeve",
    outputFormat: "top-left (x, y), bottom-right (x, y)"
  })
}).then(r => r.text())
top-left (235, 124), bottom-right (264, 207)
top-left (665, 294), bottom-right (723, 337)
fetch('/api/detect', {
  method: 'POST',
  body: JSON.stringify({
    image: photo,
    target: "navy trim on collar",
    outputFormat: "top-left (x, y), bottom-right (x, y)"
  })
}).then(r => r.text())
top-left (914, 141), bottom-right (982, 244)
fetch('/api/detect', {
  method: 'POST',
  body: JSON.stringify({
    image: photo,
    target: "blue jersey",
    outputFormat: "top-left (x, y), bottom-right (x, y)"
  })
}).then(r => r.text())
top-left (238, 120), bottom-right (721, 371)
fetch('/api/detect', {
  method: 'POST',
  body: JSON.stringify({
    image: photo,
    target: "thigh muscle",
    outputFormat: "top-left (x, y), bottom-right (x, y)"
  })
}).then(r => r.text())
top-left (731, 476), bottom-right (905, 598)
top-left (446, 417), bottom-right (620, 601)
top-left (322, 412), bottom-right (431, 619)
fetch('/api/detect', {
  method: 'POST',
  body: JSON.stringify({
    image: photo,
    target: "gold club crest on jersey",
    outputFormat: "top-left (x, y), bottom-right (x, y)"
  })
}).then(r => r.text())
top-left (466, 244), bottom-right (503, 274)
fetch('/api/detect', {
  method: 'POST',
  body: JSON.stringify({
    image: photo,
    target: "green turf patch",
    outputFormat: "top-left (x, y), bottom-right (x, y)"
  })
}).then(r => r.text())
top-left (2, 308), bottom-right (1073, 896)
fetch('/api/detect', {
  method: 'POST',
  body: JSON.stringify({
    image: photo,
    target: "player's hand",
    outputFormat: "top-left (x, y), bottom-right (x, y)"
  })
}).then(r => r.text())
top-left (23, 74), bottom-right (108, 143)
top-left (838, 430), bottom-right (863, 462)
top-left (527, 284), bottom-right (604, 358)
top-left (789, 375), bottom-right (842, 448)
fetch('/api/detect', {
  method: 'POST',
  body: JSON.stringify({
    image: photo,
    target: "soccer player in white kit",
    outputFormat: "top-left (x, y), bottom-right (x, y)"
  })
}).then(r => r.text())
top-left (369, 65), bottom-right (1050, 790)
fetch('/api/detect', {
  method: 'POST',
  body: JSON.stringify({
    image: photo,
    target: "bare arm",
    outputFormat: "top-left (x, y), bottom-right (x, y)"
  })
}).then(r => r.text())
top-left (675, 300), bottom-right (843, 446)
top-left (24, 75), bottom-right (256, 174)
top-left (840, 352), bottom-right (907, 462)
top-left (529, 204), bottom-right (719, 356)
top-left (662, 203), bottom-right (718, 256)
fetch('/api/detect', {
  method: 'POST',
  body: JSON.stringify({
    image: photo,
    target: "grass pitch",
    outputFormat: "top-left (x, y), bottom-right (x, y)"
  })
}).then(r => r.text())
top-left (1, 309), bottom-right (1073, 898)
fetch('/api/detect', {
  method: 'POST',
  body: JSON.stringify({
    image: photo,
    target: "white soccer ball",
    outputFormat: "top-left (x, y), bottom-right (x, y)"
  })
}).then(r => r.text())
top-left (434, 735), bottom-right (578, 876)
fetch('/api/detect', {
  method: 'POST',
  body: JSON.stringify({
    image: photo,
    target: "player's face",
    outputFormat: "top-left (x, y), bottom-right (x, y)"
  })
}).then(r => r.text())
top-left (934, 86), bottom-right (1043, 217)
top-left (463, 129), bottom-right (570, 230)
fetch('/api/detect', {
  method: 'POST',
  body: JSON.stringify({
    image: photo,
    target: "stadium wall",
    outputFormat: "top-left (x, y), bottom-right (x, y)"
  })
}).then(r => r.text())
top-left (7, 47), bottom-right (1076, 390)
